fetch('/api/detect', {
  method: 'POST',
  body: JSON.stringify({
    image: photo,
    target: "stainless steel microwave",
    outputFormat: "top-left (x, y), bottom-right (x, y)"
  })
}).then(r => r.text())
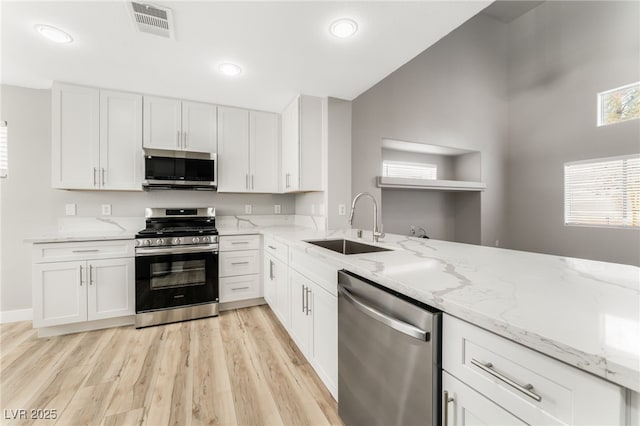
top-left (143, 154), bottom-right (217, 190)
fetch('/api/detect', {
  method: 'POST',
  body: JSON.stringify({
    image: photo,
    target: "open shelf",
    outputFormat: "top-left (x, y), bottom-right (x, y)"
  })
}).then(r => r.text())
top-left (377, 176), bottom-right (486, 192)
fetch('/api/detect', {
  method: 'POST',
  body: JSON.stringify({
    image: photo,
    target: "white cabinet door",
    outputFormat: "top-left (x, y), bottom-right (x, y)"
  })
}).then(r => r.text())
top-left (264, 254), bottom-right (277, 306)
top-left (143, 96), bottom-right (182, 151)
top-left (264, 254), bottom-right (289, 327)
top-left (289, 270), bottom-right (312, 354)
top-left (52, 83), bottom-right (100, 189)
top-left (299, 95), bottom-right (323, 191)
top-left (311, 282), bottom-right (338, 396)
top-left (217, 106), bottom-right (250, 192)
top-left (443, 372), bottom-right (526, 426)
top-left (33, 261), bottom-right (87, 327)
top-left (250, 111), bottom-right (279, 193)
top-left (87, 258), bottom-right (134, 321)
top-left (281, 96), bottom-right (300, 192)
top-left (182, 101), bottom-right (217, 153)
top-left (100, 90), bottom-right (143, 190)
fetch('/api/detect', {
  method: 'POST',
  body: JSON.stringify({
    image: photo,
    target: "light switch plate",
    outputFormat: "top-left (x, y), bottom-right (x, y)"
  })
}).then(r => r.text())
top-left (274, 204), bottom-right (281, 214)
top-left (101, 204), bottom-right (112, 216)
top-left (65, 204), bottom-right (76, 216)
top-left (245, 204), bottom-right (252, 214)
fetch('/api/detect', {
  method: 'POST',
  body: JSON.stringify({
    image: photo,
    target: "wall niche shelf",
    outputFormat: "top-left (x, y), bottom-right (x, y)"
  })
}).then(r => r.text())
top-left (377, 176), bottom-right (486, 192)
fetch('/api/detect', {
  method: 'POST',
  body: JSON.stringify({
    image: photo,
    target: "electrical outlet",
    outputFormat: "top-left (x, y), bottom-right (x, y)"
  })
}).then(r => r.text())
top-left (101, 204), bottom-right (112, 216)
top-left (338, 204), bottom-right (346, 216)
top-left (274, 204), bottom-right (281, 214)
top-left (244, 204), bottom-right (252, 214)
top-left (65, 203), bottom-right (76, 216)
top-left (495, 240), bottom-right (500, 247)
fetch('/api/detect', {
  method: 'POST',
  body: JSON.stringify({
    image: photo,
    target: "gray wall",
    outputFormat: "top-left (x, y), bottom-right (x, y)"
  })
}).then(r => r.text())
top-left (351, 13), bottom-right (508, 247)
top-left (0, 85), bottom-right (295, 312)
top-left (505, 1), bottom-right (640, 265)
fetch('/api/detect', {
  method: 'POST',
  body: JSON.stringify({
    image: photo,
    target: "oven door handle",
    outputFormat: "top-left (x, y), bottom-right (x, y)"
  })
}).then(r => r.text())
top-left (136, 244), bottom-right (219, 256)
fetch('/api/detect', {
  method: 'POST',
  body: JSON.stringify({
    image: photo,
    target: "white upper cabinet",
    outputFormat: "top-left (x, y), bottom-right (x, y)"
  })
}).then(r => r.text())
top-left (52, 83), bottom-right (143, 190)
top-left (217, 107), bottom-right (279, 193)
top-left (143, 96), bottom-right (216, 153)
top-left (181, 101), bottom-right (217, 153)
top-left (217, 106), bottom-right (250, 192)
top-left (250, 111), bottom-right (280, 193)
top-left (142, 95), bottom-right (182, 151)
top-left (281, 94), bottom-right (324, 193)
top-left (52, 83), bottom-right (100, 189)
top-left (100, 90), bottom-right (143, 190)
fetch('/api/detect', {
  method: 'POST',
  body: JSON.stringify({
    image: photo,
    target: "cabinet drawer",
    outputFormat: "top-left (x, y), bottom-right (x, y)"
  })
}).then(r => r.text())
top-left (220, 275), bottom-right (260, 303)
top-left (219, 234), bottom-right (260, 251)
top-left (219, 250), bottom-right (260, 277)
top-left (443, 315), bottom-right (625, 425)
top-left (263, 236), bottom-right (289, 264)
top-left (33, 240), bottom-right (134, 263)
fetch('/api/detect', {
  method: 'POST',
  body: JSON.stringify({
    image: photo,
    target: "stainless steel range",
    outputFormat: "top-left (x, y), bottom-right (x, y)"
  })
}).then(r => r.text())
top-left (135, 207), bottom-right (219, 328)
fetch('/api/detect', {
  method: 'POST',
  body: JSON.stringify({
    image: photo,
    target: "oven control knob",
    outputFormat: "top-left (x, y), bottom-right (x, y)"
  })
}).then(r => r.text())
top-left (156, 238), bottom-right (165, 246)
top-left (172, 238), bottom-right (181, 245)
top-left (143, 239), bottom-right (152, 247)
top-left (192, 237), bottom-right (200, 244)
top-left (201, 236), bottom-right (210, 243)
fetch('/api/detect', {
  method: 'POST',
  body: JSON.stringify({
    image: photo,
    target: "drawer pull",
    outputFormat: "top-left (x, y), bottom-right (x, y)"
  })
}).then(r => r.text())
top-left (231, 241), bottom-right (249, 245)
top-left (72, 249), bottom-right (100, 253)
top-left (470, 358), bottom-right (542, 402)
top-left (231, 262), bottom-right (250, 265)
top-left (231, 286), bottom-right (250, 291)
top-left (267, 245), bottom-right (277, 250)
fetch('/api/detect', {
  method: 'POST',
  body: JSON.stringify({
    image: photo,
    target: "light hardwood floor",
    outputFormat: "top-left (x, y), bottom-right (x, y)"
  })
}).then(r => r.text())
top-left (0, 306), bottom-right (343, 426)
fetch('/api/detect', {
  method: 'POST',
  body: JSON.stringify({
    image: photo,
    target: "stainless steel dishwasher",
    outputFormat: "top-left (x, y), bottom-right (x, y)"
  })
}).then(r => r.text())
top-left (338, 270), bottom-right (442, 426)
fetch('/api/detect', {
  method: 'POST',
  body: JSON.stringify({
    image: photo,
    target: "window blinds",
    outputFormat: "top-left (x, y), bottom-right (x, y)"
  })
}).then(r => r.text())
top-left (564, 155), bottom-right (640, 227)
top-left (382, 161), bottom-right (437, 180)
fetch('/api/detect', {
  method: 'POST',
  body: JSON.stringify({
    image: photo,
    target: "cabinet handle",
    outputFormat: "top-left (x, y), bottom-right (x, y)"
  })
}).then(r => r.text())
top-left (101, 168), bottom-right (106, 186)
top-left (470, 358), bottom-right (542, 402)
top-left (89, 265), bottom-right (94, 285)
top-left (442, 390), bottom-right (453, 426)
top-left (72, 249), bottom-right (100, 253)
top-left (301, 284), bottom-right (306, 312)
top-left (183, 131), bottom-right (188, 148)
top-left (231, 286), bottom-right (250, 291)
top-left (286, 173), bottom-right (290, 188)
top-left (251, 174), bottom-right (254, 190)
top-left (177, 130), bottom-right (181, 149)
top-left (269, 260), bottom-right (274, 280)
top-left (93, 167), bottom-right (97, 186)
top-left (79, 265), bottom-right (83, 286)
top-left (231, 261), bottom-right (249, 265)
top-left (245, 173), bottom-right (249, 190)
top-left (306, 287), bottom-right (312, 315)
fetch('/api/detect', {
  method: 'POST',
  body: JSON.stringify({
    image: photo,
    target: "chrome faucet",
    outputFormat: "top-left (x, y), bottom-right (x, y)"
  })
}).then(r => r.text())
top-left (348, 192), bottom-right (385, 242)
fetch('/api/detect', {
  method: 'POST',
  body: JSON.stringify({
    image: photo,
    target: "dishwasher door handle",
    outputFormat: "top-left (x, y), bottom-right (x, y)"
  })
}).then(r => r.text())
top-left (338, 286), bottom-right (429, 341)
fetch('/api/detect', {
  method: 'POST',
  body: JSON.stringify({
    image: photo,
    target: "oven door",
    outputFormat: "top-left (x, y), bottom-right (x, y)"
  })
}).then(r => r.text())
top-left (135, 247), bottom-right (219, 313)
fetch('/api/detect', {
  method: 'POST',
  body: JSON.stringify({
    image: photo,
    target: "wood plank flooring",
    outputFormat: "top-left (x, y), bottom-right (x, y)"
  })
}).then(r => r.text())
top-left (0, 306), bottom-right (342, 426)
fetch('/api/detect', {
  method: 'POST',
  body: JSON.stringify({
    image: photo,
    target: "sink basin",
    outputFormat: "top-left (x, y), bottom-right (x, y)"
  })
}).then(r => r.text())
top-left (305, 239), bottom-right (392, 255)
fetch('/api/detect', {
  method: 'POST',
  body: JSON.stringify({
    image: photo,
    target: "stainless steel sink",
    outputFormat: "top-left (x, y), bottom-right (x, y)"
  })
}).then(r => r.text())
top-left (305, 239), bottom-right (392, 255)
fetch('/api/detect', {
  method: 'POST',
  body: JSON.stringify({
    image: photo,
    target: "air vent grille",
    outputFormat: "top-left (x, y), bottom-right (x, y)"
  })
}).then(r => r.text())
top-left (130, 2), bottom-right (174, 39)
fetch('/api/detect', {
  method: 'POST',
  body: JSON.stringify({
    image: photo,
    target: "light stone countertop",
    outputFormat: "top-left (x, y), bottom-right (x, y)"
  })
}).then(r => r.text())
top-left (27, 223), bottom-right (640, 392)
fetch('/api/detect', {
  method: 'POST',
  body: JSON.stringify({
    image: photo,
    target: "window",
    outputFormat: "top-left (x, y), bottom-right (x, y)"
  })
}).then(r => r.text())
top-left (597, 82), bottom-right (640, 126)
top-left (382, 161), bottom-right (437, 180)
top-left (564, 155), bottom-right (640, 228)
top-left (0, 121), bottom-right (7, 178)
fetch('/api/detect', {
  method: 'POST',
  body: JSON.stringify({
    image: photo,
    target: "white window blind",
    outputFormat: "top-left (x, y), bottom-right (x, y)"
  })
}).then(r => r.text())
top-left (564, 155), bottom-right (640, 227)
top-left (0, 121), bottom-right (7, 178)
top-left (382, 161), bottom-right (437, 180)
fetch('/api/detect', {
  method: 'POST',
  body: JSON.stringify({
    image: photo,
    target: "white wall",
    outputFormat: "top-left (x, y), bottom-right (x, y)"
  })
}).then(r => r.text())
top-left (325, 98), bottom-right (352, 230)
top-left (505, 1), bottom-right (640, 265)
top-left (351, 13), bottom-right (508, 247)
top-left (0, 85), bottom-right (295, 312)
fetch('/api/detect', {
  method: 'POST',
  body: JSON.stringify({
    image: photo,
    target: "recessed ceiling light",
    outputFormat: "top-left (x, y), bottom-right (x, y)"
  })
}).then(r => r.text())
top-left (35, 24), bottom-right (73, 44)
top-left (218, 62), bottom-right (242, 77)
top-left (330, 18), bottom-right (358, 38)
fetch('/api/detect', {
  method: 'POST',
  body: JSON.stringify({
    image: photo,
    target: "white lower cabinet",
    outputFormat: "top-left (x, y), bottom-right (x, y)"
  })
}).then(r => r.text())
top-left (33, 255), bottom-right (134, 328)
top-left (219, 275), bottom-right (260, 303)
top-left (289, 270), bottom-right (312, 352)
top-left (443, 371), bottom-right (526, 426)
top-left (218, 235), bottom-right (262, 304)
top-left (264, 253), bottom-right (289, 328)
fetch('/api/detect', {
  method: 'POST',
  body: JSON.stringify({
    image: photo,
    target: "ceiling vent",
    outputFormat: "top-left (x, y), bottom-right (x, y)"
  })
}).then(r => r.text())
top-left (129, 2), bottom-right (175, 39)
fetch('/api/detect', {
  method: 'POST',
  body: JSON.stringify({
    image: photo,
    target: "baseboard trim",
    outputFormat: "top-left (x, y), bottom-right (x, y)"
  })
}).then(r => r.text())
top-left (0, 308), bottom-right (33, 324)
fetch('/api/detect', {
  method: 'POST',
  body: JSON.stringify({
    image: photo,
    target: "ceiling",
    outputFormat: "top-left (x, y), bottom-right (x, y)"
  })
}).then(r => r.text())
top-left (1, 1), bottom-right (491, 112)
